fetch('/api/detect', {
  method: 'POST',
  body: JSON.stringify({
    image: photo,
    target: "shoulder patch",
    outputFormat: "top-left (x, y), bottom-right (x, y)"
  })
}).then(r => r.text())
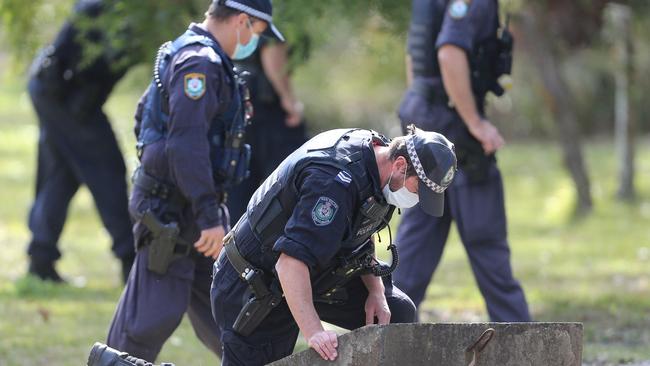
top-left (334, 170), bottom-right (353, 187)
top-left (312, 196), bottom-right (339, 227)
top-left (184, 73), bottom-right (206, 100)
top-left (449, 0), bottom-right (470, 19)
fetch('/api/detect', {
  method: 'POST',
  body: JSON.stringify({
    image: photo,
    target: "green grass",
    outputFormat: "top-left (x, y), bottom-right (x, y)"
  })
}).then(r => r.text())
top-left (1, 72), bottom-right (650, 365)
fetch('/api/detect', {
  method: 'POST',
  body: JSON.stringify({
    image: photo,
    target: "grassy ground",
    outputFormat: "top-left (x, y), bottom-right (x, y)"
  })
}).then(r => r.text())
top-left (1, 74), bottom-right (649, 365)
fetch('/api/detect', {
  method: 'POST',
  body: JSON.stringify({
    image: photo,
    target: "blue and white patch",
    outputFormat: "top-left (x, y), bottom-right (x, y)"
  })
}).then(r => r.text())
top-left (312, 196), bottom-right (339, 226)
top-left (449, 0), bottom-right (469, 19)
top-left (184, 73), bottom-right (206, 100)
top-left (335, 171), bottom-right (352, 186)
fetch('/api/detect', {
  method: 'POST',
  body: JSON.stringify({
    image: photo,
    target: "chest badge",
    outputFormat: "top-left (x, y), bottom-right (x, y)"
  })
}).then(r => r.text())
top-left (449, 0), bottom-right (470, 19)
top-left (312, 196), bottom-right (339, 227)
top-left (184, 73), bottom-right (206, 100)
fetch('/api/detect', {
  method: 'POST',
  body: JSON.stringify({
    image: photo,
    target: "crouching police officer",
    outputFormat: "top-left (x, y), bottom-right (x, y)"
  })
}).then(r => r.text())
top-left (393, 0), bottom-right (531, 322)
top-left (105, 0), bottom-right (284, 362)
top-left (211, 125), bottom-right (457, 365)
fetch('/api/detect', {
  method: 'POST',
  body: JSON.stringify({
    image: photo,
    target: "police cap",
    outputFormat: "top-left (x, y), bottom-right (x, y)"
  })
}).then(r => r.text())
top-left (404, 124), bottom-right (457, 217)
top-left (213, 0), bottom-right (285, 42)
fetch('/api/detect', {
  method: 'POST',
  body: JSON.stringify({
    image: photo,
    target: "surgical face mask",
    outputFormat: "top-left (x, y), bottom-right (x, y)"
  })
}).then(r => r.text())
top-left (232, 20), bottom-right (260, 60)
top-left (382, 170), bottom-right (419, 209)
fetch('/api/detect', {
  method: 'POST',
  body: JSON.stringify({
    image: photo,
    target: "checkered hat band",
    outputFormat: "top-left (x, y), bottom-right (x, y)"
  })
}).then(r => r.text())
top-left (224, 0), bottom-right (273, 23)
top-left (406, 135), bottom-right (446, 194)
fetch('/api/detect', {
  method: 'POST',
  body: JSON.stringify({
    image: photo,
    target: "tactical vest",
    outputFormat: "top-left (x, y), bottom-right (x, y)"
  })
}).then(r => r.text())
top-left (245, 129), bottom-right (395, 253)
top-left (409, 0), bottom-right (511, 99)
top-left (234, 44), bottom-right (279, 105)
top-left (135, 29), bottom-right (251, 188)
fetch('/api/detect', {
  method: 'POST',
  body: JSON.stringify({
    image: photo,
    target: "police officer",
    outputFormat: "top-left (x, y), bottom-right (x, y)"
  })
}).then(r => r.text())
top-left (26, 0), bottom-right (135, 282)
top-left (227, 38), bottom-right (307, 223)
top-left (105, 0), bottom-right (284, 361)
top-left (211, 126), bottom-right (457, 365)
top-left (394, 0), bottom-right (531, 322)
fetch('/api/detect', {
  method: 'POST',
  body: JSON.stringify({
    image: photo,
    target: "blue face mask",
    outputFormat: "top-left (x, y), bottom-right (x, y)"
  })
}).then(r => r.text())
top-left (232, 20), bottom-right (260, 60)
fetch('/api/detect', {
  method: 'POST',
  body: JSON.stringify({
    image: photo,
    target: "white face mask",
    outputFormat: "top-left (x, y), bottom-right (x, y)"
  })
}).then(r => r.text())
top-left (382, 170), bottom-right (419, 209)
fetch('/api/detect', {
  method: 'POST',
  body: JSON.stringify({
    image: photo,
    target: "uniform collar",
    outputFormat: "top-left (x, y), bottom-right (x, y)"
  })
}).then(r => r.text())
top-left (188, 23), bottom-right (224, 52)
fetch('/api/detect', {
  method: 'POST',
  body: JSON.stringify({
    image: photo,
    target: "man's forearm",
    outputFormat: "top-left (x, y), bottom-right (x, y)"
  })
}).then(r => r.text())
top-left (275, 253), bottom-right (323, 339)
top-left (438, 45), bottom-right (482, 130)
top-left (361, 273), bottom-right (385, 294)
top-left (260, 43), bottom-right (295, 102)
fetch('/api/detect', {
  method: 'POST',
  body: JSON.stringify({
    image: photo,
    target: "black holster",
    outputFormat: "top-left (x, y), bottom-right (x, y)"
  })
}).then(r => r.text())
top-left (139, 211), bottom-right (191, 275)
top-left (224, 232), bottom-right (282, 336)
top-left (455, 133), bottom-right (494, 184)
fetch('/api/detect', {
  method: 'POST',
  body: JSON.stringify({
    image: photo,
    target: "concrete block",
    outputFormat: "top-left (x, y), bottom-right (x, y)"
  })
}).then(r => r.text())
top-left (269, 323), bottom-right (583, 366)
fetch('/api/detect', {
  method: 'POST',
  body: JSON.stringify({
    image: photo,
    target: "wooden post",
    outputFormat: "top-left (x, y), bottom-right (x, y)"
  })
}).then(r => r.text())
top-left (607, 3), bottom-right (636, 201)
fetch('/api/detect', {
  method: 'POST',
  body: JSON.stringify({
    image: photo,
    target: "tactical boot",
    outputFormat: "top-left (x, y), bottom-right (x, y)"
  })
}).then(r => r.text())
top-left (28, 258), bottom-right (65, 283)
top-left (87, 342), bottom-right (175, 366)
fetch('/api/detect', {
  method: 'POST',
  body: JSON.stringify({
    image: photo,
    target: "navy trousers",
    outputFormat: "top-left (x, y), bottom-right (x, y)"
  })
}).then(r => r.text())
top-left (106, 246), bottom-right (222, 361)
top-left (393, 88), bottom-right (530, 322)
top-left (26, 78), bottom-right (133, 262)
top-left (211, 220), bottom-right (416, 366)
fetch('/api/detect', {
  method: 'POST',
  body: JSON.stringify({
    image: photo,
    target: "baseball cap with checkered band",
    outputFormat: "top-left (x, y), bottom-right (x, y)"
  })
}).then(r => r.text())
top-left (404, 124), bottom-right (457, 217)
top-left (212, 0), bottom-right (284, 41)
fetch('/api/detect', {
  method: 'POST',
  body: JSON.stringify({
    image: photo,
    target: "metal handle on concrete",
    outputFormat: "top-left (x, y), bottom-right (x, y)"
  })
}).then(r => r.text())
top-left (466, 328), bottom-right (495, 366)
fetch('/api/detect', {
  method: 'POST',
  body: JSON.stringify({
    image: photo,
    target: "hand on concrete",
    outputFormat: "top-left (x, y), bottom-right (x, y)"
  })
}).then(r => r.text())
top-left (194, 225), bottom-right (225, 259)
top-left (281, 97), bottom-right (304, 128)
top-left (307, 330), bottom-right (338, 361)
top-left (365, 292), bottom-right (391, 325)
top-left (468, 118), bottom-right (505, 155)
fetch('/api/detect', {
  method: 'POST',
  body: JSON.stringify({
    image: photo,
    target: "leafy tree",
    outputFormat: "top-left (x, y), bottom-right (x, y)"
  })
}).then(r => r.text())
top-left (0, 0), bottom-right (409, 70)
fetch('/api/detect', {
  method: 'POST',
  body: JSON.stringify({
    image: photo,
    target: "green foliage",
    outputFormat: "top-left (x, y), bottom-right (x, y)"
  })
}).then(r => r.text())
top-left (0, 0), bottom-right (411, 70)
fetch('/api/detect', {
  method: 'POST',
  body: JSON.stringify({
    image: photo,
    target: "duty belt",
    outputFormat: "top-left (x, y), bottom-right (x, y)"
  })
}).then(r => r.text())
top-left (132, 168), bottom-right (184, 202)
top-left (132, 167), bottom-right (226, 205)
top-left (223, 229), bottom-right (283, 336)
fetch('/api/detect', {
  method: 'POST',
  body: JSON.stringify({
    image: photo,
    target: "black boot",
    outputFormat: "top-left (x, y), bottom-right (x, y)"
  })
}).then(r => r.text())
top-left (28, 257), bottom-right (65, 283)
top-left (87, 342), bottom-right (175, 366)
top-left (120, 253), bottom-right (136, 284)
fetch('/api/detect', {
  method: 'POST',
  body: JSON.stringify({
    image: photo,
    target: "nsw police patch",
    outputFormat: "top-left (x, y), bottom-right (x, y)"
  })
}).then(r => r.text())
top-left (449, 0), bottom-right (469, 19)
top-left (312, 197), bottom-right (339, 227)
top-left (184, 73), bottom-right (206, 100)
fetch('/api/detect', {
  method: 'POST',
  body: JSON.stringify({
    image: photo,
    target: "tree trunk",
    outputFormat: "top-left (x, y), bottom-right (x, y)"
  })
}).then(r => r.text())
top-left (519, 10), bottom-right (593, 216)
top-left (607, 3), bottom-right (636, 201)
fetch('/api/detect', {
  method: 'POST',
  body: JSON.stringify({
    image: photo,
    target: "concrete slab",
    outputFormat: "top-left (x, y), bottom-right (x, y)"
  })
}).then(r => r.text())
top-left (269, 323), bottom-right (583, 366)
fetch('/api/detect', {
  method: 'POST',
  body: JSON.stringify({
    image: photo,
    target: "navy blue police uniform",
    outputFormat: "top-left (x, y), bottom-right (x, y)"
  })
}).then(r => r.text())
top-left (105, 23), bottom-right (247, 361)
top-left (394, 0), bottom-right (531, 321)
top-left (211, 128), bottom-right (456, 365)
top-left (26, 0), bottom-right (135, 281)
top-left (227, 39), bottom-right (308, 223)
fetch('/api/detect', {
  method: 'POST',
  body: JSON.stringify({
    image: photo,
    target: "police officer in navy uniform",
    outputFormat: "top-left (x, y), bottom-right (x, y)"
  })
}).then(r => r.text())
top-left (105, 0), bottom-right (284, 361)
top-left (394, 0), bottom-right (531, 322)
top-left (211, 126), bottom-right (457, 365)
top-left (26, 0), bottom-right (135, 282)
top-left (227, 38), bottom-right (307, 223)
